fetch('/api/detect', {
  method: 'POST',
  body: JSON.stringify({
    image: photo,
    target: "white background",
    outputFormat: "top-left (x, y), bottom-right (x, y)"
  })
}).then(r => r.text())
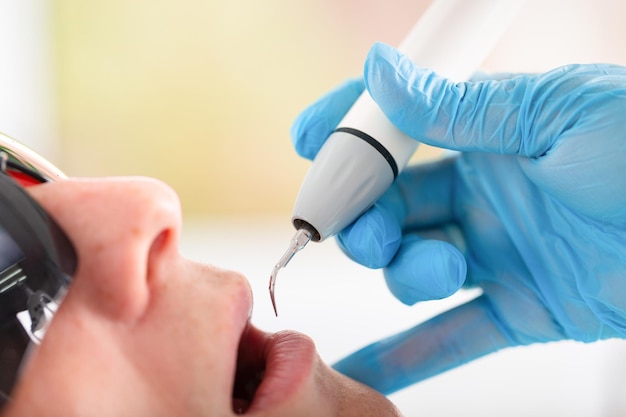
top-left (0, 1), bottom-right (58, 159)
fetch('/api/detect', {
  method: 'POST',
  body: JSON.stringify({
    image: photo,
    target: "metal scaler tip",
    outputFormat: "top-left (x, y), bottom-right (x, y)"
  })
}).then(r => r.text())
top-left (269, 228), bottom-right (313, 316)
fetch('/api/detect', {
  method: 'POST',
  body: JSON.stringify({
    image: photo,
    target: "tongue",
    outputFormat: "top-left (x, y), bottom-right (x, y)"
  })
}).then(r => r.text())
top-left (232, 398), bottom-right (249, 415)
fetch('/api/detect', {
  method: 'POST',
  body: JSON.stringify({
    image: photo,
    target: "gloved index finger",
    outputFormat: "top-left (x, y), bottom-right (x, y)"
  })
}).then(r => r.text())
top-left (364, 42), bottom-right (555, 158)
top-left (291, 78), bottom-right (364, 161)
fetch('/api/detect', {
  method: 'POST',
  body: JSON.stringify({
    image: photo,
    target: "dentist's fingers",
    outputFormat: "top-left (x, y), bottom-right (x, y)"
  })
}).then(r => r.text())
top-left (383, 234), bottom-right (466, 305)
top-left (336, 156), bottom-right (462, 269)
top-left (363, 42), bottom-right (603, 157)
top-left (337, 214), bottom-right (466, 303)
top-left (333, 295), bottom-right (514, 395)
top-left (336, 202), bottom-right (403, 269)
top-left (393, 156), bottom-right (459, 230)
top-left (291, 78), bottom-right (364, 161)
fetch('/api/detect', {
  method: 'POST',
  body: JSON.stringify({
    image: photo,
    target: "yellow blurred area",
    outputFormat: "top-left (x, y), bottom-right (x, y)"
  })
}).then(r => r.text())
top-left (53, 1), bottom-right (626, 217)
top-left (53, 0), bottom-right (433, 216)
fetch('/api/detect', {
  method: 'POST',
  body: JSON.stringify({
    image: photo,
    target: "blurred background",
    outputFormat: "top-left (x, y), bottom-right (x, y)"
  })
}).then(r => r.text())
top-left (2, 0), bottom-right (626, 415)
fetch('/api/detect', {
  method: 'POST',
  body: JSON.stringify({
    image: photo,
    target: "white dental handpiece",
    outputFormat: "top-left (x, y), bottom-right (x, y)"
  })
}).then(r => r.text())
top-left (269, 0), bottom-right (527, 315)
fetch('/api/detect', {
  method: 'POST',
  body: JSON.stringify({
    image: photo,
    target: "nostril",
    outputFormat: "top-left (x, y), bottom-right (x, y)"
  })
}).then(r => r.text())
top-left (149, 229), bottom-right (170, 257)
top-left (146, 229), bottom-right (175, 281)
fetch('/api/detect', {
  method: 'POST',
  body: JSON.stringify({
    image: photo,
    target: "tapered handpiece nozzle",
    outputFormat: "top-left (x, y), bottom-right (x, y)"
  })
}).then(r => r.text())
top-left (268, 228), bottom-right (313, 316)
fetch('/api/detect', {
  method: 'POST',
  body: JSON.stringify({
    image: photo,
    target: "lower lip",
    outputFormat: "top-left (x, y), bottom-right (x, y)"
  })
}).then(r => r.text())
top-left (247, 328), bottom-right (317, 413)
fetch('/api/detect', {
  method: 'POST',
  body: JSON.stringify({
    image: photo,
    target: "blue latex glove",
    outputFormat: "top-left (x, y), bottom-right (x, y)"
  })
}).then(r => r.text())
top-left (291, 42), bottom-right (626, 395)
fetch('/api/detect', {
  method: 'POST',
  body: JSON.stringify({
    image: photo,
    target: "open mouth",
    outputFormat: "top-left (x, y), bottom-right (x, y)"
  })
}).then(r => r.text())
top-left (231, 325), bottom-right (317, 414)
top-left (232, 325), bottom-right (266, 414)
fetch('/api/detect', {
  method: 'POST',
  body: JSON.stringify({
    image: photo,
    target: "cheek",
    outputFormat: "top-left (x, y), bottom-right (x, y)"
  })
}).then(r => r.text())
top-left (11, 308), bottom-right (140, 410)
top-left (13, 294), bottom-right (236, 413)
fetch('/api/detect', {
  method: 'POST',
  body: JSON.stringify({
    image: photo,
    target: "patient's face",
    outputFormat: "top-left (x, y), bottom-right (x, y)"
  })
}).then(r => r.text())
top-left (3, 178), bottom-right (401, 417)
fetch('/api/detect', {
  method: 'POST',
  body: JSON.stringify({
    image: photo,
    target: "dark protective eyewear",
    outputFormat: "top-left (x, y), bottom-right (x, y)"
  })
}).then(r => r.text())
top-left (0, 133), bottom-right (77, 406)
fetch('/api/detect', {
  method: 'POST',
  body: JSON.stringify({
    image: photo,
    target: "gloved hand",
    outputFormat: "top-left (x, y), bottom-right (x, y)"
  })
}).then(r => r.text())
top-left (291, 42), bottom-right (626, 395)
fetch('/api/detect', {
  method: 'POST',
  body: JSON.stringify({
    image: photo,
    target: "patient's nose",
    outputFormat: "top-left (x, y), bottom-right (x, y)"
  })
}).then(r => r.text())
top-left (31, 177), bottom-right (183, 321)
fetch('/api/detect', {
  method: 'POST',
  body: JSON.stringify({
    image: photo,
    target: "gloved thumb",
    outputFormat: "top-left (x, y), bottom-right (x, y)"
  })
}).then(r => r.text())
top-left (363, 42), bottom-right (548, 157)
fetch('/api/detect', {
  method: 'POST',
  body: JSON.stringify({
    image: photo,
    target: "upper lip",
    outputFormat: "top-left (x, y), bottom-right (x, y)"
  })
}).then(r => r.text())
top-left (232, 324), bottom-right (317, 413)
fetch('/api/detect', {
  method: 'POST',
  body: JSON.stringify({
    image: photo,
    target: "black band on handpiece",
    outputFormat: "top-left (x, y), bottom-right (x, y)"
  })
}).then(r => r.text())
top-left (332, 127), bottom-right (398, 179)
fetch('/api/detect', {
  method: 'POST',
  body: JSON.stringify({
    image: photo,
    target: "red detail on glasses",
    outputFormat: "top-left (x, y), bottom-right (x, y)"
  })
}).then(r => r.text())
top-left (8, 170), bottom-right (43, 187)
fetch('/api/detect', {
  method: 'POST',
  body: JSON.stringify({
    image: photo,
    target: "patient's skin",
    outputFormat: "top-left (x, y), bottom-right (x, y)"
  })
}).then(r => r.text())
top-left (3, 177), bottom-right (402, 417)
